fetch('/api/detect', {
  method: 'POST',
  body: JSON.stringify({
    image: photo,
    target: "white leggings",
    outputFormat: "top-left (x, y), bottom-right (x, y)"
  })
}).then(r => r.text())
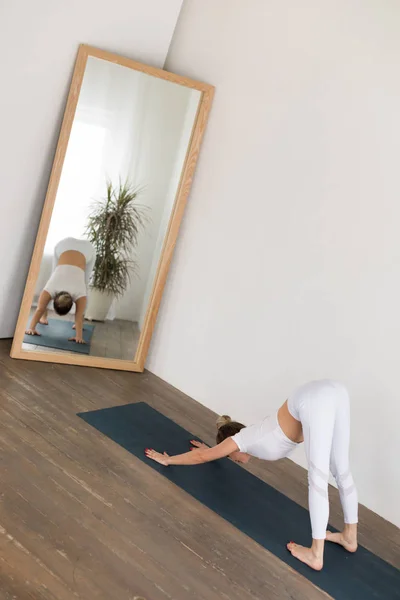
top-left (52, 237), bottom-right (96, 286)
top-left (288, 381), bottom-right (358, 539)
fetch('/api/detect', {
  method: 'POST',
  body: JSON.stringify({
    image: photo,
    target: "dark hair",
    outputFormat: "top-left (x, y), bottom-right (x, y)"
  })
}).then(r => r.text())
top-left (53, 291), bottom-right (73, 316)
top-left (216, 415), bottom-right (245, 444)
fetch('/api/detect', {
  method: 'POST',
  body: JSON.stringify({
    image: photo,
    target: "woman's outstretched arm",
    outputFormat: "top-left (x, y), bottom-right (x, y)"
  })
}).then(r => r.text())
top-left (26, 291), bottom-right (51, 335)
top-left (145, 438), bottom-right (238, 466)
top-left (69, 296), bottom-right (87, 343)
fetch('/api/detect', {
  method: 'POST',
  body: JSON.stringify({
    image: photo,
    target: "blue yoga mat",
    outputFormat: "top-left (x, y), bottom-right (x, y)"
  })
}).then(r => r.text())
top-left (24, 318), bottom-right (95, 354)
top-left (78, 402), bottom-right (400, 600)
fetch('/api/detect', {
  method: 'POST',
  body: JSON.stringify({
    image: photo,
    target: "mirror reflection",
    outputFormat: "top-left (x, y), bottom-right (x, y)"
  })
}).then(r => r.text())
top-left (23, 56), bottom-right (201, 360)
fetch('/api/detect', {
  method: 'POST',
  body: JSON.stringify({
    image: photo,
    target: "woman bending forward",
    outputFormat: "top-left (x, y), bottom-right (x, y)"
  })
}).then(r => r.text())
top-left (26, 237), bottom-right (95, 344)
top-left (146, 380), bottom-right (358, 571)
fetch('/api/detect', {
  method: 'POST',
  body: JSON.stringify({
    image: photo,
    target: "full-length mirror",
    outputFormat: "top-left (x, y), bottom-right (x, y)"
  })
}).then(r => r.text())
top-left (11, 46), bottom-right (213, 371)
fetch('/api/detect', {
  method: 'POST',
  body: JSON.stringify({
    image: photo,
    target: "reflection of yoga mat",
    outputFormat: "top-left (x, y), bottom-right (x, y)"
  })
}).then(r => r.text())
top-left (24, 319), bottom-right (95, 355)
top-left (78, 402), bottom-right (400, 600)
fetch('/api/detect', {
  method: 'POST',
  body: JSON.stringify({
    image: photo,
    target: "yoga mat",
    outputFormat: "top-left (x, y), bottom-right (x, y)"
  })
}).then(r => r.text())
top-left (24, 318), bottom-right (95, 355)
top-left (78, 402), bottom-right (400, 600)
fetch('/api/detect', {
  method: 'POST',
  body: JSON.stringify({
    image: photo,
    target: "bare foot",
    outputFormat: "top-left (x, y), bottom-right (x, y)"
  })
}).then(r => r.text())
top-left (326, 530), bottom-right (358, 553)
top-left (39, 317), bottom-right (48, 325)
top-left (287, 542), bottom-right (323, 571)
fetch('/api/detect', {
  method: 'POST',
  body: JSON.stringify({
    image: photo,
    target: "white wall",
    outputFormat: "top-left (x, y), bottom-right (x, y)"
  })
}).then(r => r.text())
top-left (149, 0), bottom-right (400, 527)
top-left (115, 78), bottom-right (199, 323)
top-left (0, 0), bottom-right (183, 337)
top-left (138, 91), bottom-right (200, 330)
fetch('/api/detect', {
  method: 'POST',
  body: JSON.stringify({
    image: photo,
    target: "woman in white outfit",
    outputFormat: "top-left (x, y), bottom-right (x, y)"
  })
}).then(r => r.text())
top-left (26, 237), bottom-right (96, 344)
top-left (146, 380), bottom-right (358, 571)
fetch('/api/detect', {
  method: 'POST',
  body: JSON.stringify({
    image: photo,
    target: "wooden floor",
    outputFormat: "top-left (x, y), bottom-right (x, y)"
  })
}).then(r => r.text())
top-left (0, 339), bottom-right (398, 600)
top-left (23, 309), bottom-right (140, 359)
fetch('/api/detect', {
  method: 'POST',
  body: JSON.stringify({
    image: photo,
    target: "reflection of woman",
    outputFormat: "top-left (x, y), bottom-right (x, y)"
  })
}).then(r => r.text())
top-left (26, 237), bottom-right (96, 344)
top-left (146, 380), bottom-right (358, 571)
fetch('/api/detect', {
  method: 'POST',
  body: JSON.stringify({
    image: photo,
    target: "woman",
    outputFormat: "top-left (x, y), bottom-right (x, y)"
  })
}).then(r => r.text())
top-left (146, 380), bottom-right (358, 571)
top-left (26, 237), bottom-right (96, 344)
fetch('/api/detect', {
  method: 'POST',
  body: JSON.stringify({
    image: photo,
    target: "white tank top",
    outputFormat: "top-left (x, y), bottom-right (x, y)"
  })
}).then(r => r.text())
top-left (44, 265), bottom-right (87, 301)
top-left (232, 411), bottom-right (298, 461)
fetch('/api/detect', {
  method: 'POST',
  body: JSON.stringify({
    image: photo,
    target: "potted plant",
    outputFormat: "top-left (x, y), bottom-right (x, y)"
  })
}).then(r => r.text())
top-left (85, 179), bottom-right (148, 321)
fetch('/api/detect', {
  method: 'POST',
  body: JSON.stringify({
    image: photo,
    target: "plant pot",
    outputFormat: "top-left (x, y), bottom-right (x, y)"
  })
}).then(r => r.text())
top-left (86, 288), bottom-right (114, 322)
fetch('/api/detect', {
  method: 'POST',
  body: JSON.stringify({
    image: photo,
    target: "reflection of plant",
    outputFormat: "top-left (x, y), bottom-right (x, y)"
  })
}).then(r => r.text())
top-left (86, 180), bottom-right (148, 297)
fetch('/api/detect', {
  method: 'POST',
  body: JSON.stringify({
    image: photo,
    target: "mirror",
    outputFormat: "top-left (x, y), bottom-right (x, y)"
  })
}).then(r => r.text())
top-left (11, 45), bottom-right (213, 371)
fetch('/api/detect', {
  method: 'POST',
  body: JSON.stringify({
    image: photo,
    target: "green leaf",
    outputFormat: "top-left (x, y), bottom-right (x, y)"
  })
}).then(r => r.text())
top-left (85, 179), bottom-right (151, 297)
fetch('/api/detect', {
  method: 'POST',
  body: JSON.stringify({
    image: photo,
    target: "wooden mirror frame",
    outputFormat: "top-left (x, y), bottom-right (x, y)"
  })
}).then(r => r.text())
top-left (11, 44), bottom-right (214, 372)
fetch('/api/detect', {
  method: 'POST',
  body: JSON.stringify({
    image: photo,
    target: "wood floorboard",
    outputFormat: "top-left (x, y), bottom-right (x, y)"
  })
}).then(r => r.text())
top-left (0, 340), bottom-right (398, 599)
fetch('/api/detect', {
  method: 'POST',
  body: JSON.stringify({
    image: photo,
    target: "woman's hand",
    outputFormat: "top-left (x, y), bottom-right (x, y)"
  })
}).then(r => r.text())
top-left (144, 438), bottom-right (239, 468)
top-left (190, 440), bottom-right (209, 450)
top-left (26, 328), bottom-right (41, 336)
top-left (145, 449), bottom-right (170, 466)
top-left (68, 336), bottom-right (86, 344)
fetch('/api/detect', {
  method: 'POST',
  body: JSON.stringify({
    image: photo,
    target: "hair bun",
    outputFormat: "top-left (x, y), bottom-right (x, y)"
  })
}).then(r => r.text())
top-left (216, 415), bottom-right (232, 430)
